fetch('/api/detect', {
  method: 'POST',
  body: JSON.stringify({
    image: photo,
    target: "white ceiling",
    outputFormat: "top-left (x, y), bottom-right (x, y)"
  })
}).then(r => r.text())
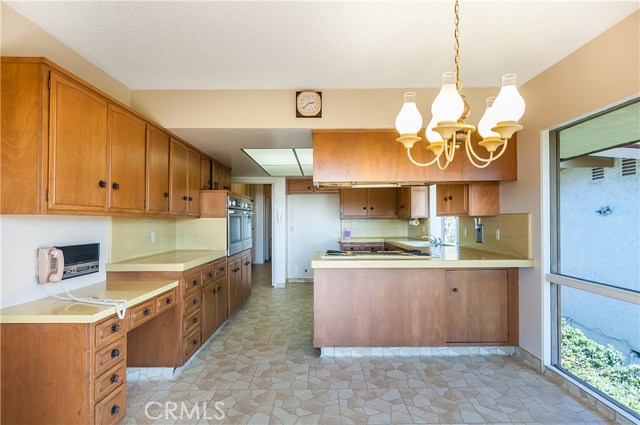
top-left (6, 0), bottom-right (638, 177)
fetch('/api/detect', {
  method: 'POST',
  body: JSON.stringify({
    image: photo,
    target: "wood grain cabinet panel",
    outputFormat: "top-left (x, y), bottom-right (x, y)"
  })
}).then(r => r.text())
top-left (155, 289), bottom-right (177, 315)
top-left (95, 338), bottom-right (126, 377)
top-left (218, 164), bottom-right (232, 191)
top-left (146, 125), bottom-right (170, 214)
top-left (94, 382), bottom-right (126, 425)
top-left (287, 179), bottom-right (315, 194)
top-left (436, 183), bottom-right (499, 217)
top-left (397, 186), bottom-right (429, 219)
top-left (183, 326), bottom-right (202, 360)
top-left (94, 361), bottom-right (125, 402)
top-left (108, 105), bottom-right (146, 212)
top-left (48, 71), bottom-right (109, 212)
top-left (201, 157), bottom-right (212, 190)
top-left (94, 315), bottom-right (126, 350)
top-left (367, 188), bottom-right (396, 218)
top-left (187, 149), bottom-right (201, 216)
top-left (183, 270), bottom-right (202, 295)
top-left (201, 281), bottom-right (218, 341)
top-left (340, 188), bottom-right (368, 218)
top-left (241, 252), bottom-right (252, 302)
top-left (445, 269), bottom-right (511, 343)
top-left (227, 256), bottom-right (242, 316)
top-left (129, 299), bottom-right (156, 330)
top-left (169, 138), bottom-right (188, 215)
top-left (214, 275), bottom-right (228, 330)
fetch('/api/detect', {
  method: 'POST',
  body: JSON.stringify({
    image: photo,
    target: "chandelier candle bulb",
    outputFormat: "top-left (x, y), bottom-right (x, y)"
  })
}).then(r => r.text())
top-left (431, 71), bottom-right (465, 125)
top-left (395, 92), bottom-right (424, 149)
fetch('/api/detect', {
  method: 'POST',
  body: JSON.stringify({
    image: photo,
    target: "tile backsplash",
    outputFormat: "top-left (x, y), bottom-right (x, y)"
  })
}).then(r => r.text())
top-left (110, 217), bottom-right (176, 262)
top-left (176, 217), bottom-right (226, 250)
top-left (341, 219), bottom-right (419, 239)
top-left (458, 213), bottom-right (531, 258)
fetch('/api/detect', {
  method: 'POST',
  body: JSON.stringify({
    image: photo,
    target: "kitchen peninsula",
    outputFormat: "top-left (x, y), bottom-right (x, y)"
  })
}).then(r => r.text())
top-left (311, 239), bottom-right (533, 349)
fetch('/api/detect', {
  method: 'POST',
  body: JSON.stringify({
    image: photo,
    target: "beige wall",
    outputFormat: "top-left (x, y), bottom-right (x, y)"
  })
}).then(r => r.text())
top-left (504, 11), bottom-right (639, 360)
top-left (110, 217), bottom-right (176, 262)
top-left (0, 3), bottom-right (131, 105)
top-left (130, 87), bottom-right (498, 130)
top-left (458, 214), bottom-right (530, 259)
top-left (176, 218), bottom-right (227, 251)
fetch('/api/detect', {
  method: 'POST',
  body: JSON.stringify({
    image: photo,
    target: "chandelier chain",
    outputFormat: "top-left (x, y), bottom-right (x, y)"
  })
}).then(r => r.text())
top-left (454, 0), bottom-right (461, 90)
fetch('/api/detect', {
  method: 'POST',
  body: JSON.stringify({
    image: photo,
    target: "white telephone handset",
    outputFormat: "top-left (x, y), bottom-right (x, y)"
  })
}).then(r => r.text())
top-left (38, 248), bottom-right (64, 283)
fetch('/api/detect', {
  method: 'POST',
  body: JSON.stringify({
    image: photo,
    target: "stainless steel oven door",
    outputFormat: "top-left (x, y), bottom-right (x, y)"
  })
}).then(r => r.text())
top-left (228, 209), bottom-right (243, 256)
top-left (241, 211), bottom-right (253, 250)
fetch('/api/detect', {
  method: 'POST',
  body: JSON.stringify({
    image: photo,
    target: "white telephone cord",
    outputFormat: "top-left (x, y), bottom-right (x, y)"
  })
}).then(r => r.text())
top-left (43, 283), bottom-right (127, 319)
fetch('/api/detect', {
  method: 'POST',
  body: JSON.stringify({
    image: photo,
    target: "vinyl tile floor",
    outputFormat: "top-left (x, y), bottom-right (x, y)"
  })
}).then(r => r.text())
top-left (125, 263), bottom-right (618, 424)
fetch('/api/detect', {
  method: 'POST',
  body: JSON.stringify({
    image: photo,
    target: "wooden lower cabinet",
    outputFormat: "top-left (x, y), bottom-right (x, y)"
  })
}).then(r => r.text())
top-left (227, 249), bottom-right (252, 318)
top-left (445, 269), bottom-right (518, 344)
top-left (202, 258), bottom-right (227, 341)
top-left (313, 267), bottom-right (518, 347)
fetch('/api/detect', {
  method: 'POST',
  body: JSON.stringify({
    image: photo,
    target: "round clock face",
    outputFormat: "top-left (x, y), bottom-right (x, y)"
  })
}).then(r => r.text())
top-left (296, 91), bottom-right (322, 117)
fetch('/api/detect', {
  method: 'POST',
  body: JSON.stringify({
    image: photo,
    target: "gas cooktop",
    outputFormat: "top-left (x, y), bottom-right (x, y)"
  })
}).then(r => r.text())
top-left (322, 250), bottom-right (437, 259)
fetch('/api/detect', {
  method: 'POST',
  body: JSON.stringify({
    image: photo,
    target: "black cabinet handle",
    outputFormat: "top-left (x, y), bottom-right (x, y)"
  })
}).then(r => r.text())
top-left (370, 207), bottom-right (374, 210)
top-left (192, 280), bottom-right (198, 286)
top-left (183, 195), bottom-right (188, 201)
top-left (165, 298), bottom-right (172, 305)
top-left (192, 339), bottom-right (198, 346)
top-left (208, 272), bottom-right (213, 278)
top-left (188, 196), bottom-right (193, 201)
top-left (192, 299), bottom-right (198, 305)
top-left (213, 287), bottom-right (217, 294)
top-left (220, 267), bottom-right (225, 272)
top-left (216, 286), bottom-right (221, 292)
top-left (244, 261), bottom-right (251, 266)
top-left (448, 196), bottom-right (453, 200)
top-left (163, 192), bottom-right (169, 198)
top-left (111, 405), bottom-right (120, 416)
top-left (192, 317), bottom-right (198, 324)
top-left (98, 180), bottom-right (107, 188)
top-left (111, 348), bottom-right (120, 358)
top-left (362, 206), bottom-right (366, 210)
top-left (110, 324), bottom-right (120, 333)
top-left (453, 288), bottom-right (459, 293)
top-left (443, 197), bottom-right (448, 202)
top-left (143, 308), bottom-right (151, 316)
top-left (110, 373), bottom-right (119, 384)
top-left (112, 182), bottom-right (120, 190)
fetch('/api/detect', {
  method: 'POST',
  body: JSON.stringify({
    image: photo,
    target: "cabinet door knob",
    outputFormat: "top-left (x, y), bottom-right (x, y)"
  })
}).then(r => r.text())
top-left (111, 405), bottom-right (120, 416)
top-left (370, 207), bottom-right (374, 210)
top-left (216, 286), bottom-right (221, 292)
top-left (192, 339), bottom-right (198, 346)
top-left (165, 298), bottom-right (172, 305)
top-left (453, 288), bottom-right (459, 293)
top-left (163, 192), bottom-right (170, 198)
top-left (188, 196), bottom-right (193, 201)
top-left (362, 206), bottom-right (366, 210)
top-left (110, 373), bottom-right (120, 384)
top-left (213, 288), bottom-right (217, 294)
top-left (183, 195), bottom-right (188, 201)
top-left (192, 280), bottom-right (198, 286)
top-left (208, 272), bottom-right (213, 278)
top-left (98, 180), bottom-right (107, 188)
top-left (110, 324), bottom-right (120, 333)
top-left (111, 348), bottom-right (120, 358)
top-left (192, 317), bottom-right (198, 324)
top-left (443, 197), bottom-right (448, 202)
top-left (192, 299), bottom-right (198, 305)
top-left (448, 196), bottom-right (453, 200)
top-left (143, 308), bottom-right (151, 316)
top-left (112, 182), bottom-right (120, 190)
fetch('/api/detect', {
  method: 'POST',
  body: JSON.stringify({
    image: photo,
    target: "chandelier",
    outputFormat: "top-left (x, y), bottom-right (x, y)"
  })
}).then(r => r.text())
top-left (395, 0), bottom-right (525, 169)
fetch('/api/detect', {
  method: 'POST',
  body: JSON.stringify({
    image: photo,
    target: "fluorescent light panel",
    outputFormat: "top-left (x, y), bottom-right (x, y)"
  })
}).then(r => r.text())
top-left (243, 148), bottom-right (314, 177)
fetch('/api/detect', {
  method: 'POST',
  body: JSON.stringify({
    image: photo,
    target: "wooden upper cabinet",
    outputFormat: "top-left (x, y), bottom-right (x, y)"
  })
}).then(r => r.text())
top-left (312, 130), bottom-right (517, 185)
top-left (48, 71), bottom-right (108, 212)
top-left (211, 161), bottom-right (220, 190)
top-left (201, 157), bottom-right (212, 190)
top-left (218, 164), bottom-right (231, 191)
top-left (146, 125), bottom-right (170, 214)
top-left (287, 180), bottom-right (315, 194)
top-left (187, 149), bottom-right (201, 216)
top-left (445, 269), bottom-right (510, 343)
top-left (108, 105), bottom-right (146, 213)
top-left (341, 188), bottom-right (396, 218)
top-left (341, 188), bottom-right (368, 218)
top-left (169, 138), bottom-right (188, 215)
top-left (397, 186), bottom-right (429, 219)
top-left (436, 182), bottom-right (499, 217)
top-left (367, 188), bottom-right (396, 218)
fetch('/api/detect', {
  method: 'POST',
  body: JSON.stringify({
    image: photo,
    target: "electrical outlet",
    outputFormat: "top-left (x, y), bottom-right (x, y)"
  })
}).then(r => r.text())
top-left (151, 231), bottom-right (156, 243)
top-left (495, 229), bottom-right (500, 240)
top-left (463, 227), bottom-right (467, 237)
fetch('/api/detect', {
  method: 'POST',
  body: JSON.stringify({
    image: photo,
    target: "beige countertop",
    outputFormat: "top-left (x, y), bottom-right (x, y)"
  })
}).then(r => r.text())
top-left (0, 280), bottom-right (178, 324)
top-left (314, 239), bottom-right (534, 269)
top-left (105, 249), bottom-right (227, 272)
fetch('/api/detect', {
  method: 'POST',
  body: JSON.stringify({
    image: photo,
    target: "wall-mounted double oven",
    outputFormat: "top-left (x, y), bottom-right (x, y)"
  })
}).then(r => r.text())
top-left (227, 195), bottom-right (253, 256)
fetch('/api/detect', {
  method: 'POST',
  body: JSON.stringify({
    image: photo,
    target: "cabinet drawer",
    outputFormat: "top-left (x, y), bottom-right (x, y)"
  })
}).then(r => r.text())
top-left (95, 338), bottom-right (126, 377)
top-left (183, 291), bottom-right (202, 316)
top-left (214, 259), bottom-right (226, 280)
top-left (94, 315), bottom-right (125, 350)
top-left (183, 271), bottom-right (201, 295)
top-left (156, 288), bottom-right (177, 315)
top-left (202, 264), bottom-right (216, 286)
top-left (129, 299), bottom-right (156, 330)
top-left (95, 361), bottom-right (125, 402)
top-left (183, 309), bottom-right (201, 335)
top-left (183, 326), bottom-right (201, 360)
top-left (94, 383), bottom-right (126, 425)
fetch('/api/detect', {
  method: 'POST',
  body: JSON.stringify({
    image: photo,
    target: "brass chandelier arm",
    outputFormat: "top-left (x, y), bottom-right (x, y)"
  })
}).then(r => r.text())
top-left (464, 144), bottom-right (495, 168)
top-left (465, 135), bottom-right (509, 163)
top-left (406, 147), bottom-right (444, 167)
top-left (442, 138), bottom-right (457, 163)
top-left (437, 154), bottom-right (452, 170)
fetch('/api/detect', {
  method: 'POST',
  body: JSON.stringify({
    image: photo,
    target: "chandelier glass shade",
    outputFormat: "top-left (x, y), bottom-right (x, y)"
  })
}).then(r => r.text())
top-left (394, 0), bottom-right (525, 169)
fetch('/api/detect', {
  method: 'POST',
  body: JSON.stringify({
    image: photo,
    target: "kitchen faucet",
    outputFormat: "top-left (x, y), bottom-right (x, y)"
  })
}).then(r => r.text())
top-left (421, 235), bottom-right (443, 246)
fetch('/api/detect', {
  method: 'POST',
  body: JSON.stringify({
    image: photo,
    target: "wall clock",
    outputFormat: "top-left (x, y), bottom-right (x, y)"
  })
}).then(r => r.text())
top-left (296, 90), bottom-right (322, 118)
